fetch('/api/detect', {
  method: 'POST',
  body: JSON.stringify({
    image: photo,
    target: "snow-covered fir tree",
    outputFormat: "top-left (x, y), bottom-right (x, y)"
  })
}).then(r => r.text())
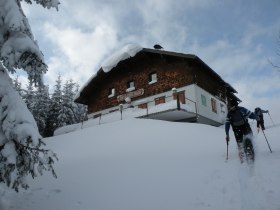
top-left (47, 74), bottom-right (63, 136)
top-left (74, 84), bottom-right (88, 123)
top-left (32, 85), bottom-right (51, 137)
top-left (58, 79), bottom-right (78, 127)
top-left (45, 76), bottom-right (87, 136)
top-left (12, 75), bottom-right (87, 137)
top-left (12, 77), bottom-right (21, 93)
top-left (23, 81), bottom-right (35, 111)
top-left (12, 76), bottom-right (25, 97)
top-left (51, 78), bottom-right (87, 129)
top-left (0, 0), bottom-right (59, 192)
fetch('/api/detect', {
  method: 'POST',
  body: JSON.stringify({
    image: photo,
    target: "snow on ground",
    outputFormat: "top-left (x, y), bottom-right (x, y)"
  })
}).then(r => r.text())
top-left (1, 118), bottom-right (280, 210)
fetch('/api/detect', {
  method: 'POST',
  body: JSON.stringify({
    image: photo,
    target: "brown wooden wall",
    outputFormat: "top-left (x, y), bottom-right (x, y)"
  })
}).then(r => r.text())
top-left (87, 53), bottom-right (195, 113)
top-left (85, 52), bottom-right (228, 114)
top-left (193, 61), bottom-right (226, 101)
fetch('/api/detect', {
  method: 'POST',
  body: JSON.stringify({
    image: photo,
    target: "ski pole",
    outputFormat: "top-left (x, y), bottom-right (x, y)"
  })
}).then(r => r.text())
top-left (268, 112), bottom-right (275, 126)
top-left (261, 129), bottom-right (272, 153)
top-left (226, 140), bottom-right (229, 160)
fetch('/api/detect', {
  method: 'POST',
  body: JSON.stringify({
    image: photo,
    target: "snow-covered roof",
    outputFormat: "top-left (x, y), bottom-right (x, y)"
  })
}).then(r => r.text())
top-left (101, 43), bottom-right (143, 73)
top-left (74, 43), bottom-right (143, 101)
top-left (75, 44), bottom-right (238, 103)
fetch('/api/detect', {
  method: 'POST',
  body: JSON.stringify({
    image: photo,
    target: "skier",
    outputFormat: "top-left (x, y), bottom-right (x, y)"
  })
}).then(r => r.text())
top-left (225, 100), bottom-right (259, 163)
top-left (255, 107), bottom-right (269, 132)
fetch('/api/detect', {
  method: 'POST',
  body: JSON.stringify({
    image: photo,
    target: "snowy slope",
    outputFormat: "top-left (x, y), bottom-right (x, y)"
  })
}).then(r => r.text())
top-left (1, 119), bottom-right (280, 210)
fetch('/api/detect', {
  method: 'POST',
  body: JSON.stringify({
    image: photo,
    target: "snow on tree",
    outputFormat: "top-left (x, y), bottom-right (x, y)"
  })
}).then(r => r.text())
top-left (47, 74), bottom-right (63, 136)
top-left (47, 76), bottom-right (87, 136)
top-left (23, 80), bottom-right (35, 111)
top-left (74, 84), bottom-right (87, 123)
top-left (55, 79), bottom-right (87, 129)
top-left (0, 0), bottom-right (59, 192)
top-left (58, 79), bottom-right (78, 127)
top-left (32, 85), bottom-right (51, 136)
top-left (12, 76), bottom-right (25, 97)
top-left (12, 74), bottom-right (87, 137)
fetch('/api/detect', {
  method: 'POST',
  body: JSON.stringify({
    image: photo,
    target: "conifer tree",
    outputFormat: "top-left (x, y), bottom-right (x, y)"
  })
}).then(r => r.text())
top-left (12, 76), bottom-right (25, 97)
top-left (74, 84), bottom-right (88, 123)
top-left (0, 0), bottom-right (59, 192)
top-left (32, 85), bottom-right (51, 136)
top-left (23, 81), bottom-right (36, 111)
top-left (58, 79), bottom-right (77, 126)
top-left (48, 74), bottom-right (63, 136)
top-left (55, 79), bottom-right (87, 128)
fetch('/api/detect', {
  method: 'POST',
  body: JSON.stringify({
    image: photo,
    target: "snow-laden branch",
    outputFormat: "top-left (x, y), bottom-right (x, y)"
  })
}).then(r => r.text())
top-left (0, 0), bottom-right (59, 191)
top-left (0, 66), bottom-right (58, 192)
top-left (0, 67), bottom-right (40, 146)
top-left (22, 0), bottom-right (60, 11)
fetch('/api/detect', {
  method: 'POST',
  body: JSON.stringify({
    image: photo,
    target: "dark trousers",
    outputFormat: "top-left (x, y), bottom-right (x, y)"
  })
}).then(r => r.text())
top-left (232, 123), bottom-right (253, 143)
top-left (257, 117), bottom-right (265, 130)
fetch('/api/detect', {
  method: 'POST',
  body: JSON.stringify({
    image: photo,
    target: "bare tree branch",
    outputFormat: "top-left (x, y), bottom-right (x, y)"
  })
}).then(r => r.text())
top-left (268, 58), bottom-right (280, 71)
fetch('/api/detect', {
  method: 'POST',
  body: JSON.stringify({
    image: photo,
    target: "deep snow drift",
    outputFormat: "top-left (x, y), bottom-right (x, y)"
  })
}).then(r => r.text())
top-left (1, 118), bottom-right (280, 210)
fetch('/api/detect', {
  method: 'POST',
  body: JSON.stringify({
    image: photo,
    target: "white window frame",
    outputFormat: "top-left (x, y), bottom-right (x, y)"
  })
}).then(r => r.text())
top-left (201, 94), bottom-right (207, 106)
top-left (148, 72), bottom-right (157, 84)
top-left (220, 103), bottom-right (226, 113)
top-left (108, 87), bottom-right (115, 98)
top-left (126, 80), bottom-right (135, 92)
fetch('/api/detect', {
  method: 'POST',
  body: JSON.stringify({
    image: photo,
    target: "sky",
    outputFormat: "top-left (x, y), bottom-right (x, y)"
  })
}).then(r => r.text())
top-left (19, 0), bottom-right (280, 118)
top-left (1, 118), bottom-right (280, 210)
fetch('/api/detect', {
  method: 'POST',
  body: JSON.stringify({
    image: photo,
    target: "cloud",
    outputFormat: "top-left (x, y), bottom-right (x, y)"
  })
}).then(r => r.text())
top-left (236, 79), bottom-right (280, 125)
top-left (18, 0), bottom-right (280, 123)
top-left (189, 39), bottom-right (263, 79)
top-left (22, 1), bottom-right (211, 71)
top-left (187, 21), bottom-right (280, 123)
top-left (34, 0), bottom-right (207, 89)
top-left (42, 22), bottom-right (118, 88)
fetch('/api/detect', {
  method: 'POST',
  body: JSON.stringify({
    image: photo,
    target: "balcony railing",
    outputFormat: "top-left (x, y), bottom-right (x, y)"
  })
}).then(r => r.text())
top-left (90, 94), bottom-right (198, 125)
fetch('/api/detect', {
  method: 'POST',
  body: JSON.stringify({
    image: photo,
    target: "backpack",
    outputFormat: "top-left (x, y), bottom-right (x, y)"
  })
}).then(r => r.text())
top-left (229, 107), bottom-right (246, 126)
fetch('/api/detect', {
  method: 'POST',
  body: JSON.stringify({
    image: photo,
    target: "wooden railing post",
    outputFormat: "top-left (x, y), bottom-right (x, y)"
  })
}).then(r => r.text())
top-left (177, 94), bottom-right (180, 110)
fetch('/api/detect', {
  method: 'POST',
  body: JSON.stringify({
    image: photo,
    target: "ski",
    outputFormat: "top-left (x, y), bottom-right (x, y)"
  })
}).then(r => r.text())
top-left (243, 138), bottom-right (254, 164)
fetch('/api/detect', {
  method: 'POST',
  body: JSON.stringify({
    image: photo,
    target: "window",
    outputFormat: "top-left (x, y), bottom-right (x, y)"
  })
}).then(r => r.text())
top-left (220, 103), bottom-right (226, 113)
top-left (126, 80), bottom-right (135, 92)
top-left (127, 80), bottom-right (135, 88)
top-left (108, 87), bottom-right (115, 98)
top-left (201, 94), bottom-right (207, 106)
top-left (173, 91), bottom-right (186, 104)
top-left (211, 98), bottom-right (217, 113)
top-left (138, 103), bottom-right (147, 109)
top-left (155, 96), bottom-right (165, 105)
top-left (148, 72), bottom-right (157, 84)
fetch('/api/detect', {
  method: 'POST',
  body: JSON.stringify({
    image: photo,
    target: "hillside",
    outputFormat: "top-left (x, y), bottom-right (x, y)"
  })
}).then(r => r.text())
top-left (1, 119), bottom-right (280, 210)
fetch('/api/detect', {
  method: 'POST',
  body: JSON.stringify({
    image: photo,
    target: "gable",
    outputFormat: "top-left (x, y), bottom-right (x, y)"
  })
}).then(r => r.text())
top-left (75, 47), bottom-right (238, 106)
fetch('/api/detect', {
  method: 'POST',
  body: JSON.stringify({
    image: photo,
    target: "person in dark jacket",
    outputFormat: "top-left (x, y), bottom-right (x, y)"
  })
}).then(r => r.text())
top-left (225, 100), bottom-right (258, 162)
top-left (254, 107), bottom-right (269, 132)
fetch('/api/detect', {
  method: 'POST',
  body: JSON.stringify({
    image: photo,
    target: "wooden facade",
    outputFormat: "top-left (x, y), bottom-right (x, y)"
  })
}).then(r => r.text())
top-left (75, 47), bottom-right (239, 125)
